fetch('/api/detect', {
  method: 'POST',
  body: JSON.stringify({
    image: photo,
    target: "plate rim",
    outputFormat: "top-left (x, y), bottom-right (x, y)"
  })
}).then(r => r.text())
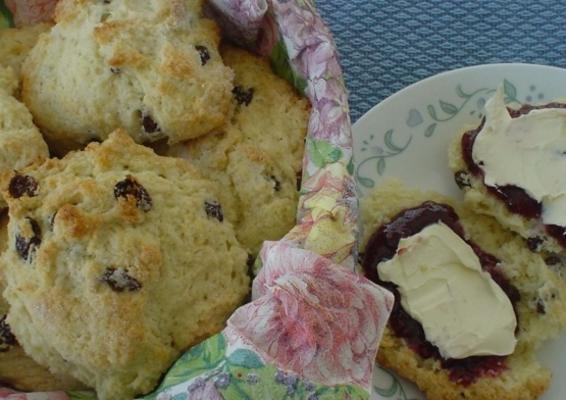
top-left (355, 62), bottom-right (566, 128)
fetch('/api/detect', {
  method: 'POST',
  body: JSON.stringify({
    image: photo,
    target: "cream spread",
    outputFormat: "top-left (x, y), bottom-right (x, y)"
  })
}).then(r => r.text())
top-left (472, 88), bottom-right (566, 226)
top-left (378, 222), bottom-right (517, 359)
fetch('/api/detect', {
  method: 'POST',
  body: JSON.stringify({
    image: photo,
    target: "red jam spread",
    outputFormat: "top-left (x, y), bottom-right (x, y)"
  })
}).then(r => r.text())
top-left (362, 201), bottom-right (520, 386)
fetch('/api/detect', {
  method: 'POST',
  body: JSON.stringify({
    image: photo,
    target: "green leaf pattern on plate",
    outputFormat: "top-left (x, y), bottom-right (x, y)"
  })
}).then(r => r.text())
top-left (439, 100), bottom-right (458, 115)
top-left (355, 80), bottom-right (523, 188)
top-left (355, 129), bottom-right (412, 188)
top-left (503, 79), bottom-right (518, 103)
top-left (372, 368), bottom-right (419, 400)
top-left (423, 123), bottom-right (437, 137)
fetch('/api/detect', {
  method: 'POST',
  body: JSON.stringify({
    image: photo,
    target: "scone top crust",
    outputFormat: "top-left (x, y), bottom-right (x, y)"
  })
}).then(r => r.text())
top-left (1, 130), bottom-right (249, 400)
top-left (170, 45), bottom-right (310, 253)
top-left (22, 0), bottom-right (234, 152)
top-left (0, 65), bottom-right (18, 96)
top-left (0, 65), bottom-right (49, 207)
top-left (0, 23), bottom-right (52, 78)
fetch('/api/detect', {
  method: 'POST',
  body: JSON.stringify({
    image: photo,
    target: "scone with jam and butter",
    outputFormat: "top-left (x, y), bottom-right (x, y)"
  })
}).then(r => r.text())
top-left (361, 179), bottom-right (566, 400)
top-left (449, 89), bottom-right (566, 258)
top-left (168, 46), bottom-right (310, 254)
top-left (0, 130), bottom-right (249, 400)
top-left (0, 65), bottom-right (49, 206)
top-left (22, 0), bottom-right (234, 154)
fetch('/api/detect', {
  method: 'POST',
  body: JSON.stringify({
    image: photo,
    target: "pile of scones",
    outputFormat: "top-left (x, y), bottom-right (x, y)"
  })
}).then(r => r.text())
top-left (0, 0), bottom-right (310, 399)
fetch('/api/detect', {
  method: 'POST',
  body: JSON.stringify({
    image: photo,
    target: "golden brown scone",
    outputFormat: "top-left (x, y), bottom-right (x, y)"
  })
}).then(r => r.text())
top-left (22, 0), bottom-right (234, 154)
top-left (0, 65), bottom-right (49, 207)
top-left (0, 23), bottom-right (51, 79)
top-left (1, 130), bottom-right (249, 400)
top-left (0, 346), bottom-right (85, 392)
top-left (168, 45), bottom-right (310, 254)
top-left (0, 213), bottom-right (84, 392)
top-left (0, 66), bottom-right (18, 96)
top-left (361, 179), bottom-right (566, 400)
top-left (377, 333), bottom-right (550, 400)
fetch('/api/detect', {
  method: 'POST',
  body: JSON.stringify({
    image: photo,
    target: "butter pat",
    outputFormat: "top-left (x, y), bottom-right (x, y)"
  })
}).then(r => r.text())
top-left (378, 222), bottom-right (517, 359)
top-left (473, 89), bottom-right (566, 226)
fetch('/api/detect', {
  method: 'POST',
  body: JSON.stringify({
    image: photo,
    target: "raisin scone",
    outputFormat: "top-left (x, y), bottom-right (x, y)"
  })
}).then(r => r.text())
top-left (0, 65), bottom-right (49, 206)
top-left (22, 0), bottom-right (234, 154)
top-left (0, 130), bottom-right (249, 400)
top-left (0, 212), bottom-right (84, 392)
top-left (0, 23), bottom-right (51, 78)
top-left (0, 67), bottom-right (72, 390)
top-left (449, 89), bottom-right (566, 257)
top-left (168, 45), bottom-right (310, 254)
top-left (361, 179), bottom-right (566, 400)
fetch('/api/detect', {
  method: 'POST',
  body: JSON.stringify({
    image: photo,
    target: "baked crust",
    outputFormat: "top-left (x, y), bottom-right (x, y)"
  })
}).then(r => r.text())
top-left (0, 65), bottom-right (49, 207)
top-left (168, 45), bottom-right (310, 253)
top-left (1, 130), bottom-right (249, 399)
top-left (0, 23), bottom-right (51, 79)
top-left (21, 0), bottom-right (234, 153)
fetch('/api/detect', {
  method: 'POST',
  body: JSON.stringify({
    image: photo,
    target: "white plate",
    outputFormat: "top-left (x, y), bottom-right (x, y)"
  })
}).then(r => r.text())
top-left (353, 63), bottom-right (566, 400)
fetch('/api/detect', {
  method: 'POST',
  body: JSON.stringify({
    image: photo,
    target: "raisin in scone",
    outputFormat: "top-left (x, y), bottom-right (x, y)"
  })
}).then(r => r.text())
top-left (0, 213), bottom-right (84, 392)
top-left (0, 130), bottom-right (249, 400)
top-left (168, 46), bottom-right (310, 254)
top-left (449, 89), bottom-right (566, 257)
top-left (0, 65), bottom-right (49, 206)
top-left (22, 0), bottom-right (234, 154)
top-left (361, 179), bottom-right (566, 400)
top-left (0, 23), bottom-right (51, 78)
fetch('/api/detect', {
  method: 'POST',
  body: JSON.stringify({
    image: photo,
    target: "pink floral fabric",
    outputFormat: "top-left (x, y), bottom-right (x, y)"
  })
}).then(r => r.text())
top-left (272, 0), bottom-right (353, 152)
top-left (307, 76), bottom-right (351, 148)
top-left (206, 0), bottom-right (268, 48)
top-left (265, 0), bottom-right (359, 268)
top-left (229, 242), bottom-right (394, 390)
top-left (0, 388), bottom-right (68, 400)
top-left (187, 379), bottom-right (223, 400)
top-left (5, 0), bottom-right (57, 26)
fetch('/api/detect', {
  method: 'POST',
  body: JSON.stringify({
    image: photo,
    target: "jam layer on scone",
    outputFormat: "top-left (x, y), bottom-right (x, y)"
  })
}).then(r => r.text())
top-left (363, 201), bottom-right (520, 386)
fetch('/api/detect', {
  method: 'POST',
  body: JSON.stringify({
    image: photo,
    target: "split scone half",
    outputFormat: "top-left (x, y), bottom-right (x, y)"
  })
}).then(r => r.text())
top-left (449, 89), bottom-right (566, 259)
top-left (361, 179), bottom-right (566, 400)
